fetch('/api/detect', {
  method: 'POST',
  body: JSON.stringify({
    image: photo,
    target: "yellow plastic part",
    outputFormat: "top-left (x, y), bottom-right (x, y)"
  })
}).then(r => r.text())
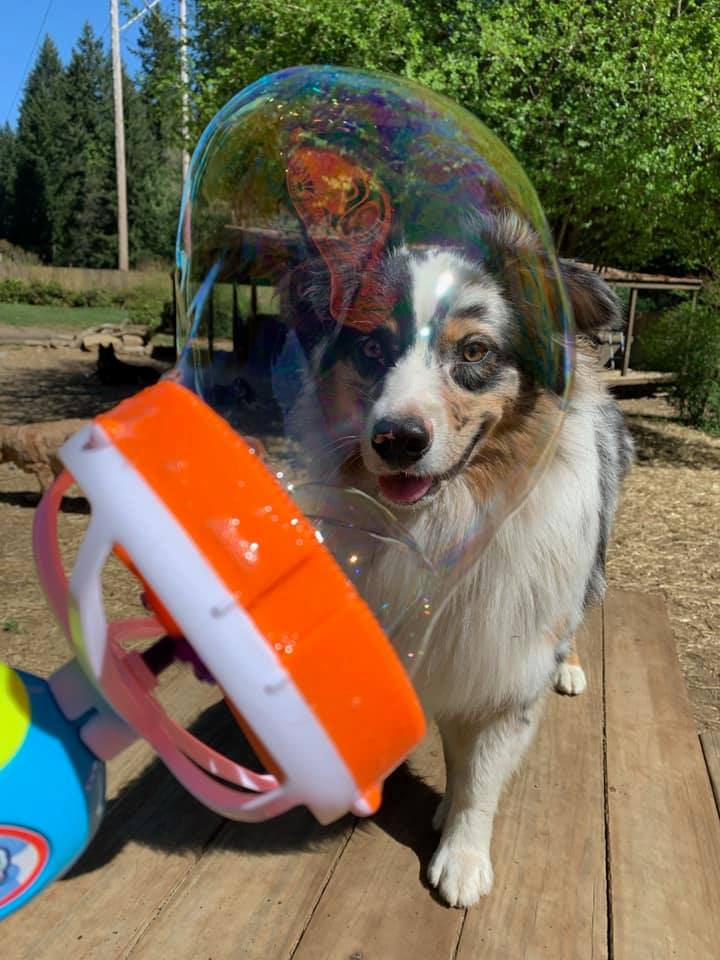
top-left (0, 662), bottom-right (31, 769)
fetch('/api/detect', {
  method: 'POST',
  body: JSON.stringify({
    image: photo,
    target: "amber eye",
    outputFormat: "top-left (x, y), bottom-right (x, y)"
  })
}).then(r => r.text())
top-left (362, 337), bottom-right (384, 361)
top-left (461, 340), bottom-right (487, 362)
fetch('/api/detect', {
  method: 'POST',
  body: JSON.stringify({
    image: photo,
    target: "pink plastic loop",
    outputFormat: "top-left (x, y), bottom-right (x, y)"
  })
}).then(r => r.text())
top-left (33, 471), bottom-right (74, 636)
top-left (34, 472), bottom-right (282, 808)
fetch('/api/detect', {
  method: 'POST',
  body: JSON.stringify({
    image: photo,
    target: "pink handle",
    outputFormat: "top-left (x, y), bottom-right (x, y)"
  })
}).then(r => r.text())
top-left (33, 473), bottom-right (283, 808)
top-left (33, 471), bottom-right (74, 636)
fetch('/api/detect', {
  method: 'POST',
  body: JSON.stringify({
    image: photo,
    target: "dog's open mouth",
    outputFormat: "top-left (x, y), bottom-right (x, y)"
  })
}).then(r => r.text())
top-left (378, 473), bottom-right (438, 504)
top-left (375, 419), bottom-right (491, 506)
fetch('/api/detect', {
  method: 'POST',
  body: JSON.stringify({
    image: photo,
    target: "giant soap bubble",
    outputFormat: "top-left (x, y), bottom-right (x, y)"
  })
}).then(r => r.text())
top-left (175, 66), bottom-right (574, 674)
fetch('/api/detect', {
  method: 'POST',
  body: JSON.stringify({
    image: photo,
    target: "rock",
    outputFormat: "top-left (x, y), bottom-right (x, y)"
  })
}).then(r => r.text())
top-left (81, 333), bottom-right (123, 351)
top-left (121, 324), bottom-right (148, 339)
top-left (118, 345), bottom-right (149, 357)
top-left (121, 333), bottom-right (145, 348)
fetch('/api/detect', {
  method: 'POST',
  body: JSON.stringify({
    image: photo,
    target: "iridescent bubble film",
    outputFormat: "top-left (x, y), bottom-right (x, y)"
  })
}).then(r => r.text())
top-left (175, 66), bottom-right (574, 670)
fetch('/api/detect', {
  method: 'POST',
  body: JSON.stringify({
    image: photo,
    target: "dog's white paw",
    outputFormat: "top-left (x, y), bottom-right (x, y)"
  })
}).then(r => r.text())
top-left (432, 795), bottom-right (450, 832)
top-left (554, 662), bottom-right (587, 696)
top-left (428, 839), bottom-right (494, 907)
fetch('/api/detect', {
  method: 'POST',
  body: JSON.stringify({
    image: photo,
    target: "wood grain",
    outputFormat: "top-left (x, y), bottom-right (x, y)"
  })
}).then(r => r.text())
top-left (604, 591), bottom-right (720, 960)
top-left (125, 813), bottom-right (353, 960)
top-left (455, 606), bottom-right (608, 960)
top-left (8, 590), bottom-right (718, 960)
top-left (290, 732), bottom-right (466, 960)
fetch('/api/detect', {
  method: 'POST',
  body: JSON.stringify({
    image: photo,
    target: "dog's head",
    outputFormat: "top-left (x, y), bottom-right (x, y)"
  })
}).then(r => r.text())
top-left (303, 213), bottom-right (622, 510)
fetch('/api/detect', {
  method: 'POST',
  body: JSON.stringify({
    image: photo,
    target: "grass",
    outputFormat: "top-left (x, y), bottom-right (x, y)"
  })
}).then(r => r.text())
top-left (0, 302), bottom-right (129, 330)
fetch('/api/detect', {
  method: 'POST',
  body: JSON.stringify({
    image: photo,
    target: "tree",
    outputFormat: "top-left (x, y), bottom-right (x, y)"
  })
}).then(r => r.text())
top-left (130, 7), bottom-right (183, 263)
top-left (134, 7), bottom-right (182, 148)
top-left (0, 124), bottom-right (16, 239)
top-left (11, 36), bottom-right (67, 260)
top-left (191, 0), bottom-right (720, 274)
top-left (54, 24), bottom-right (117, 267)
top-left (191, 0), bottom-right (424, 131)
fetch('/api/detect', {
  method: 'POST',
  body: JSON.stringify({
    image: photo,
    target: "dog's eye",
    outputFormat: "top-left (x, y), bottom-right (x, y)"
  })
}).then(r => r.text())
top-left (362, 337), bottom-right (384, 361)
top-left (461, 340), bottom-right (487, 363)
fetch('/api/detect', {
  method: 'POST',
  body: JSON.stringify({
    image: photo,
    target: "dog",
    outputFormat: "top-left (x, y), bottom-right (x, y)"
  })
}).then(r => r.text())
top-left (96, 342), bottom-right (164, 387)
top-left (284, 210), bottom-right (633, 907)
top-left (0, 418), bottom-right (88, 491)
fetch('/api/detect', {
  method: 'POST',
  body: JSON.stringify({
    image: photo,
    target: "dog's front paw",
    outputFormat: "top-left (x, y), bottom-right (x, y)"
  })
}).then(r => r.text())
top-left (428, 838), bottom-right (494, 907)
top-left (554, 661), bottom-right (587, 696)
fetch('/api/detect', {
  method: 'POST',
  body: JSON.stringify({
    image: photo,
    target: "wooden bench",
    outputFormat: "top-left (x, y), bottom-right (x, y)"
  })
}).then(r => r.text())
top-left (5, 591), bottom-right (720, 959)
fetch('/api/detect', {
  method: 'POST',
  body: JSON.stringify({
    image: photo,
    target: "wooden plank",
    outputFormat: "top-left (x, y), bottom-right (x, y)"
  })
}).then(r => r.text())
top-left (125, 814), bottom-right (353, 960)
top-left (456, 607), bottom-right (608, 960)
top-left (291, 732), bottom-right (465, 960)
top-left (604, 591), bottom-right (720, 960)
top-left (601, 370), bottom-right (676, 387)
top-left (700, 731), bottom-right (720, 817)
top-left (4, 670), bottom-right (223, 959)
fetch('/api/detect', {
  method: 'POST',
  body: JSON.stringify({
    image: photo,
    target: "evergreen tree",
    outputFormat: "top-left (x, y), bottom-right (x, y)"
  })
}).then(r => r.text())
top-left (11, 36), bottom-right (67, 260)
top-left (134, 8), bottom-right (181, 148)
top-left (0, 124), bottom-right (17, 240)
top-left (130, 7), bottom-right (182, 263)
top-left (55, 24), bottom-right (117, 267)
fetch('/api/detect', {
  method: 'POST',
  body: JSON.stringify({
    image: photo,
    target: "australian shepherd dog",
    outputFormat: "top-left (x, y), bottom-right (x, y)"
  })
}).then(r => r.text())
top-left (289, 211), bottom-right (633, 907)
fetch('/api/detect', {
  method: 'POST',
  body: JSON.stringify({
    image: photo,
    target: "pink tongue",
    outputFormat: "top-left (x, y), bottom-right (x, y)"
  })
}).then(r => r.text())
top-left (379, 473), bottom-right (434, 504)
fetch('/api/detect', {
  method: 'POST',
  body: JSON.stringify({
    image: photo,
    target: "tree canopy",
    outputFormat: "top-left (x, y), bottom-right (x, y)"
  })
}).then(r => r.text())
top-left (192, 0), bottom-right (720, 274)
top-left (1, 2), bottom-right (717, 273)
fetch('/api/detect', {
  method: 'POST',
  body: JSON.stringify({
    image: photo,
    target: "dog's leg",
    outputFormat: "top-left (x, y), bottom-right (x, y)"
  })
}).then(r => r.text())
top-left (428, 705), bottom-right (540, 907)
top-left (553, 635), bottom-right (587, 696)
top-left (432, 727), bottom-right (455, 832)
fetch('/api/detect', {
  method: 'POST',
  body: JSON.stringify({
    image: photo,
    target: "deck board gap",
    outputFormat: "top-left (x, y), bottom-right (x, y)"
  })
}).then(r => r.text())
top-left (450, 908), bottom-right (469, 960)
top-left (601, 601), bottom-right (615, 960)
top-left (699, 733), bottom-right (720, 819)
top-left (287, 819), bottom-right (359, 960)
top-left (123, 858), bottom-right (204, 960)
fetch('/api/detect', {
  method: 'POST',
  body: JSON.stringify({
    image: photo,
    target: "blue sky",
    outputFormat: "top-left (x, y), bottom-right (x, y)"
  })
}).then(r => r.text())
top-left (0, 0), bottom-right (158, 128)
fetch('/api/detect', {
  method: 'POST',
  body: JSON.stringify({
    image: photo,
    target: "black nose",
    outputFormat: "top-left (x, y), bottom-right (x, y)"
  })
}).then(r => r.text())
top-left (371, 416), bottom-right (432, 468)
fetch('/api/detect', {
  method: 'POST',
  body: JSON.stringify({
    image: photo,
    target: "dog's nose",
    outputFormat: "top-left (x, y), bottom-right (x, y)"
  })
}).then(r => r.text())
top-left (371, 416), bottom-right (432, 468)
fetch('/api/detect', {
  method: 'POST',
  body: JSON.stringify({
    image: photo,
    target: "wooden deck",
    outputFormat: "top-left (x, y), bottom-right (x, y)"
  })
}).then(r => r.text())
top-left (6, 591), bottom-right (720, 959)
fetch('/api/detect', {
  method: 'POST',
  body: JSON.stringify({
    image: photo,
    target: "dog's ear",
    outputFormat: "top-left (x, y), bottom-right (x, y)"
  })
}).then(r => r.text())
top-left (472, 212), bottom-right (624, 339)
top-left (558, 259), bottom-right (624, 339)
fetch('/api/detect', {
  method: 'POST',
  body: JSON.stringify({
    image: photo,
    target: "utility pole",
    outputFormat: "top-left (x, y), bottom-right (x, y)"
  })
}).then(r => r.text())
top-left (110, 0), bottom-right (129, 271)
top-left (179, 0), bottom-right (190, 184)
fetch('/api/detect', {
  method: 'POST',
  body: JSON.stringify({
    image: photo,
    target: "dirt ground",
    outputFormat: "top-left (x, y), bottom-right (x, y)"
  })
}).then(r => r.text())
top-left (1, 341), bottom-right (718, 732)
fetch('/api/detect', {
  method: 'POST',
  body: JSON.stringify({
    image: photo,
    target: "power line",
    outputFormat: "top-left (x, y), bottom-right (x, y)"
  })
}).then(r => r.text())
top-left (4, 0), bottom-right (56, 125)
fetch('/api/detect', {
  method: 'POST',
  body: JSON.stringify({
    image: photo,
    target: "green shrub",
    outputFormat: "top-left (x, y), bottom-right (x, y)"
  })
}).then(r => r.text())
top-left (640, 291), bottom-right (720, 434)
top-left (0, 278), bottom-right (27, 302)
top-left (0, 278), bottom-right (172, 330)
top-left (121, 286), bottom-right (172, 331)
